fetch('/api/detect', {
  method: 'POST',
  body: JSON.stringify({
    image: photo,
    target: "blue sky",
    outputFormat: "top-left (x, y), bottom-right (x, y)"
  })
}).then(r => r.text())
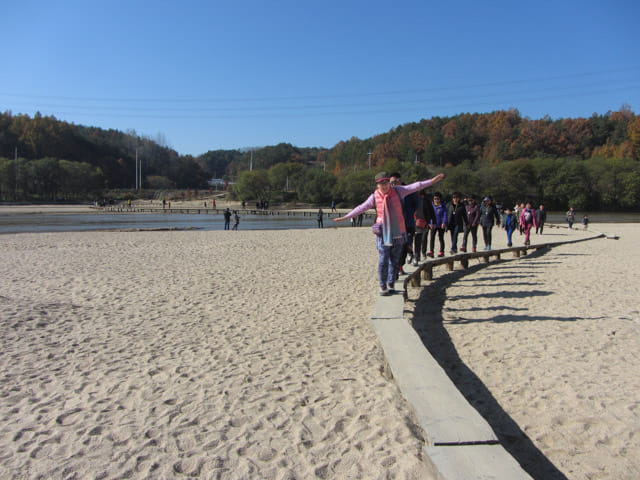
top-left (2, 0), bottom-right (639, 156)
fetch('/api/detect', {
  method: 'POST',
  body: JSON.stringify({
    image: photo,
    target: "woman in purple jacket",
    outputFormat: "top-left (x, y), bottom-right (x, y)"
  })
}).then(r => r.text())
top-left (428, 192), bottom-right (448, 258)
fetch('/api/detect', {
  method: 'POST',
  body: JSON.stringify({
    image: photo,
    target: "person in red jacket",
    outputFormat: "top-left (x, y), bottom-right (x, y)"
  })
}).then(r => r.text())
top-left (519, 202), bottom-right (537, 246)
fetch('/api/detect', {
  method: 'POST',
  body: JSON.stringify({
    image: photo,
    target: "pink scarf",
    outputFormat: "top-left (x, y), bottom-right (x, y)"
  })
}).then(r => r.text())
top-left (374, 187), bottom-right (406, 246)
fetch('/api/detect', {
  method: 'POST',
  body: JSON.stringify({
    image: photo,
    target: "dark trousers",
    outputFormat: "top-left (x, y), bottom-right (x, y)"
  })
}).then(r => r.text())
top-left (449, 224), bottom-right (461, 252)
top-left (462, 225), bottom-right (478, 249)
top-left (429, 227), bottom-right (445, 253)
top-left (482, 225), bottom-right (493, 247)
top-left (413, 231), bottom-right (425, 260)
top-left (400, 227), bottom-right (415, 265)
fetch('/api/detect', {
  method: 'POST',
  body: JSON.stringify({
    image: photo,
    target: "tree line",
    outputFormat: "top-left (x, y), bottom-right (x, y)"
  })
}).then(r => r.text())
top-left (1, 107), bottom-right (639, 210)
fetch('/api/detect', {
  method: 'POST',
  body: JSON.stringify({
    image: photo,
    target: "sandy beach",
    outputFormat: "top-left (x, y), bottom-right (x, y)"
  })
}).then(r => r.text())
top-left (0, 219), bottom-right (638, 479)
top-left (407, 223), bottom-right (640, 479)
top-left (0, 227), bottom-right (437, 479)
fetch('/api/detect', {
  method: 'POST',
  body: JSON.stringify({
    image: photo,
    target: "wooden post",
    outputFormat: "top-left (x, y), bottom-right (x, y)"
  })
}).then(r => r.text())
top-left (513, 250), bottom-right (521, 258)
top-left (422, 265), bottom-right (433, 281)
top-left (461, 258), bottom-right (469, 269)
top-left (410, 275), bottom-right (421, 287)
top-left (481, 255), bottom-right (490, 263)
top-left (447, 261), bottom-right (454, 271)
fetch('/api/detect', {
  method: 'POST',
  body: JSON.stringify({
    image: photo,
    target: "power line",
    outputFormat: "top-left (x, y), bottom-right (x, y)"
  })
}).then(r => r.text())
top-left (4, 85), bottom-right (638, 121)
top-left (1, 65), bottom-right (638, 106)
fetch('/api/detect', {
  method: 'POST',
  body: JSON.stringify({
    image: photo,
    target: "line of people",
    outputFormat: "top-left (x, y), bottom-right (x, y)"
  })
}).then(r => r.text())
top-left (410, 195), bottom-right (548, 265)
top-left (333, 170), bottom-right (556, 296)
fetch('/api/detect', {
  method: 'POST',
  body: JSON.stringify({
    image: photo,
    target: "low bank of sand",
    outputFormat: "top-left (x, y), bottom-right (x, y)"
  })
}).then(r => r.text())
top-left (0, 227), bottom-right (437, 479)
top-left (407, 223), bottom-right (640, 479)
top-left (0, 204), bottom-right (96, 215)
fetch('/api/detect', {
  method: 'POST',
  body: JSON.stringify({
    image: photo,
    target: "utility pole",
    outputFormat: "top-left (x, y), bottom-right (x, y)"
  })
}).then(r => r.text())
top-left (138, 151), bottom-right (142, 190)
top-left (14, 147), bottom-right (18, 200)
top-left (135, 148), bottom-right (138, 190)
top-left (367, 151), bottom-right (372, 169)
top-left (250, 150), bottom-right (253, 171)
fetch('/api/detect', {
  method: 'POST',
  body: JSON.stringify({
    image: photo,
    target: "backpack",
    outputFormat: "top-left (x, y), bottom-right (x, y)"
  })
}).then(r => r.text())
top-left (523, 209), bottom-right (533, 225)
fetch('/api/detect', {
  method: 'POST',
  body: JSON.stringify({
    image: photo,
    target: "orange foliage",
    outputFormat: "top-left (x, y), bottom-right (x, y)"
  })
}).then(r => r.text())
top-left (442, 120), bottom-right (458, 139)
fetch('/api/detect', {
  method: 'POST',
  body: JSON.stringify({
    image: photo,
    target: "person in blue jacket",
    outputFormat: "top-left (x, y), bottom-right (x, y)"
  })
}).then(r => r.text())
top-left (428, 192), bottom-right (447, 257)
top-left (502, 206), bottom-right (518, 247)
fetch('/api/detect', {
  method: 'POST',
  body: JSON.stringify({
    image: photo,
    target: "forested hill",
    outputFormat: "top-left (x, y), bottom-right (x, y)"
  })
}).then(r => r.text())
top-left (332, 106), bottom-right (639, 169)
top-left (1, 107), bottom-right (639, 209)
top-left (0, 111), bottom-right (326, 191)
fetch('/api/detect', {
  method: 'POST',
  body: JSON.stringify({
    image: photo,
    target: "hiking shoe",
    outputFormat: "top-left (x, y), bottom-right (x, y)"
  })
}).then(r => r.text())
top-left (460, 246), bottom-right (466, 252)
top-left (412, 258), bottom-right (418, 266)
top-left (379, 286), bottom-right (390, 296)
top-left (427, 251), bottom-right (434, 258)
top-left (387, 283), bottom-right (396, 294)
top-left (472, 247), bottom-right (477, 253)
top-left (438, 251), bottom-right (444, 257)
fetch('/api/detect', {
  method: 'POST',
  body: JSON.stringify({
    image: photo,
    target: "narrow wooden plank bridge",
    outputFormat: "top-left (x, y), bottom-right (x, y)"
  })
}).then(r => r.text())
top-left (96, 206), bottom-right (376, 220)
top-left (402, 228), bottom-right (606, 299)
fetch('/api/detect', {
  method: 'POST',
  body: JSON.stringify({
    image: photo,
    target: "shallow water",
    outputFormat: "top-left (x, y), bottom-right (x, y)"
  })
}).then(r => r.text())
top-left (0, 211), bottom-right (369, 234)
top-left (0, 210), bottom-right (636, 235)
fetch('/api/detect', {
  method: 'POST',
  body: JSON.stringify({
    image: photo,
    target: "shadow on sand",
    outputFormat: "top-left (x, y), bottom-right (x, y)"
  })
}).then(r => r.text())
top-left (407, 248), bottom-right (569, 480)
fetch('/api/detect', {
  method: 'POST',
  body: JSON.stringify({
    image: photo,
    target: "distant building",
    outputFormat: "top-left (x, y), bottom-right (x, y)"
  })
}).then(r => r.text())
top-left (208, 178), bottom-right (233, 190)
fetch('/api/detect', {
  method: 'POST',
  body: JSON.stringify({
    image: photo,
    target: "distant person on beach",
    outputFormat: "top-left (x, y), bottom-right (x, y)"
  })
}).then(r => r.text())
top-left (480, 196), bottom-right (501, 250)
top-left (224, 208), bottom-right (232, 230)
top-left (582, 214), bottom-right (589, 229)
top-left (502, 206), bottom-right (518, 247)
top-left (566, 207), bottom-right (576, 229)
top-left (317, 208), bottom-right (324, 228)
top-left (232, 211), bottom-right (240, 230)
top-left (428, 192), bottom-right (447, 258)
top-left (519, 202), bottom-right (537, 246)
top-left (331, 200), bottom-right (336, 212)
top-left (334, 171), bottom-right (444, 296)
top-left (461, 195), bottom-right (480, 253)
top-left (536, 204), bottom-right (547, 234)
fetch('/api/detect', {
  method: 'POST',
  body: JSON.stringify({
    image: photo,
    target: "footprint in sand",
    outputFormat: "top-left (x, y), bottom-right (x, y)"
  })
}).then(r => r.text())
top-left (55, 407), bottom-right (84, 426)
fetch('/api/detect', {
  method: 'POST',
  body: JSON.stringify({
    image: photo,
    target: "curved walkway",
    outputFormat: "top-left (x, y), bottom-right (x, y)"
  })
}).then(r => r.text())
top-left (370, 227), bottom-right (605, 479)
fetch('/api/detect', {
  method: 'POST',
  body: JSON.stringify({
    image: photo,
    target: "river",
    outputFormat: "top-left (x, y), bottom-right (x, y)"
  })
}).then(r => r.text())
top-left (0, 209), bottom-right (637, 235)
